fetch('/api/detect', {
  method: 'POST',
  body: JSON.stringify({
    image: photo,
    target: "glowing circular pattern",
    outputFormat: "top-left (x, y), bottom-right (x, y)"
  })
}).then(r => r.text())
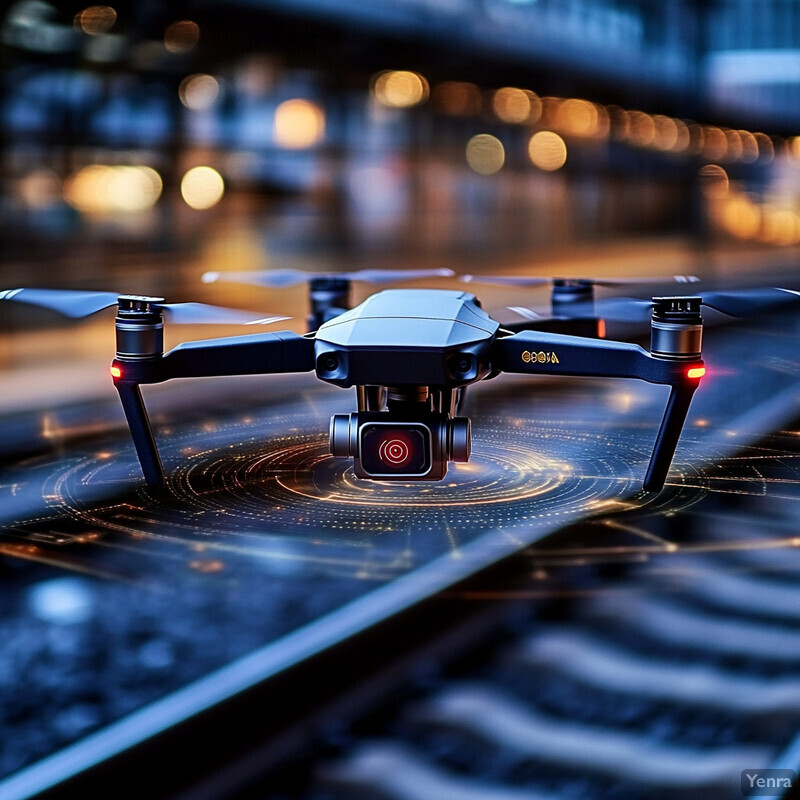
top-left (379, 436), bottom-right (412, 467)
top-left (5, 380), bottom-right (758, 581)
top-left (26, 407), bottom-right (656, 542)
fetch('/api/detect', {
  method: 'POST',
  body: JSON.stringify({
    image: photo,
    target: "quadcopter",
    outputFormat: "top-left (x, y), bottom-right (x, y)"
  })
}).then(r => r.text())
top-left (2, 279), bottom-right (797, 493)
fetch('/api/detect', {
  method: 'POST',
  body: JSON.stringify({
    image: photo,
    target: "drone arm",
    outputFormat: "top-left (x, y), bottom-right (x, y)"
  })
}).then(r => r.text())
top-left (112, 331), bottom-right (315, 486)
top-left (114, 331), bottom-right (315, 384)
top-left (493, 330), bottom-right (684, 383)
top-left (643, 382), bottom-right (698, 492)
top-left (494, 331), bottom-right (704, 492)
top-left (115, 382), bottom-right (165, 486)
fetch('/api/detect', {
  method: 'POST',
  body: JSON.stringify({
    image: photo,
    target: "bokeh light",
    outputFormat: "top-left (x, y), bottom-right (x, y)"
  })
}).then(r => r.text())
top-left (18, 169), bottom-right (62, 210)
top-left (372, 71), bottom-right (429, 108)
top-left (754, 133), bottom-right (774, 163)
top-left (74, 5), bottom-right (116, 35)
top-left (432, 82), bottom-right (482, 116)
top-left (492, 87), bottom-right (541, 124)
top-left (652, 115), bottom-right (679, 150)
top-left (555, 99), bottom-right (599, 137)
top-left (180, 166), bottom-right (225, 210)
top-left (164, 20), bottom-right (200, 54)
top-left (273, 99), bottom-right (325, 149)
top-left (737, 131), bottom-right (759, 164)
top-left (465, 134), bottom-right (505, 175)
top-left (528, 131), bottom-right (567, 171)
top-left (769, 209), bottom-right (800, 246)
top-left (702, 126), bottom-right (728, 161)
top-left (698, 164), bottom-right (729, 199)
top-left (64, 165), bottom-right (162, 215)
top-left (721, 193), bottom-right (760, 239)
top-left (627, 111), bottom-right (656, 147)
top-left (179, 74), bottom-right (220, 111)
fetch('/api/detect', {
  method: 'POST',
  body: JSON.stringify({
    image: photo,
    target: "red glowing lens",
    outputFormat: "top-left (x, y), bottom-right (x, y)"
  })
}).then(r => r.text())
top-left (360, 423), bottom-right (431, 476)
top-left (686, 366), bottom-right (705, 379)
top-left (378, 433), bottom-right (414, 467)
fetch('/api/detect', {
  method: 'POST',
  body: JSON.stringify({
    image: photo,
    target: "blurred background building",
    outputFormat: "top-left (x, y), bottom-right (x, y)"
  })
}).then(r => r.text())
top-left (3, 0), bottom-right (800, 314)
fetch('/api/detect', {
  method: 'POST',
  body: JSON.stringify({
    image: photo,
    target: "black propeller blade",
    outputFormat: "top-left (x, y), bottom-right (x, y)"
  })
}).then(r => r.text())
top-left (462, 274), bottom-right (699, 288)
top-left (595, 287), bottom-right (800, 323)
top-left (0, 288), bottom-right (288, 325)
top-left (201, 267), bottom-right (455, 288)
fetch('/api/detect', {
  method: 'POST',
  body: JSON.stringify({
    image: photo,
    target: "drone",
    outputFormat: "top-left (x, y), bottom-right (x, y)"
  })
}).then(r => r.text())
top-left (3, 279), bottom-right (798, 493)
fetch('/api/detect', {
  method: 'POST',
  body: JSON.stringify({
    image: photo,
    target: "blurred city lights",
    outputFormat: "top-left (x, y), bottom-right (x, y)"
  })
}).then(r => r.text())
top-left (754, 133), bottom-right (775, 162)
top-left (725, 129), bottom-right (743, 161)
top-left (18, 169), bottom-right (61, 209)
top-left (608, 107), bottom-right (630, 141)
top-left (432, 82), bottom-right (482, 116)
top-left (627, 111), bottom-right (656, 147)
top-left (74, 5), bottom-right (116, 35)
top-left (164, 20), bottom-right (200, 54)
top-left (179, 74), bottom-right (220, 110)
top-left (180, 166), bottom-right (224, 210)
top-left (528, 131), bottom-right (567, 171)
top-left (466, 134), bottom-right (505, 175)
top-left (721, 193), bottom-right (760, 239)
top-left (769, 209), bottom-right (800, 246)
top-left (235, 55), bottom-right (278, 97)
top-left (698, 164), bottom-right (729, 199)
top-left (273, 99), bottom-right (325, 149)
top-left (64, 165), bottom-right (162, 214)
top-left (652, 115), bottom-right (679, 150)
top-left (555, 99), bottom-right (599, 137)
top-left (372, 70), bottom-right (429, 108)
top-left (702, 126), bottom-right (728, 161)
top-left (492, 87), bottom-right (541, 124)
top-left (673, 119), bottom-right (691, 151)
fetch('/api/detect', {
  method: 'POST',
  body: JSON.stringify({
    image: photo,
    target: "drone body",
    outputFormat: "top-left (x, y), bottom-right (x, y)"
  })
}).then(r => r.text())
top-left (314, 289), bottom-right (498, 388)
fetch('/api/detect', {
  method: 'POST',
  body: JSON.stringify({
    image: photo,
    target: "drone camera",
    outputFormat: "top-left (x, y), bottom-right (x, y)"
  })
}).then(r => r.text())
top-left (447, 352), bottom-right (478, 381)
top-left (330, 412), bottom-right (471, 480)
top-left (649, 296), bottom-right (703, 360)
top-left (315, 346), bottom-right (348, 381)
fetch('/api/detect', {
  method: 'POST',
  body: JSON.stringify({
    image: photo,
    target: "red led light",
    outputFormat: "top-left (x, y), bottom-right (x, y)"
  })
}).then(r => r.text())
top-left (110, 365), bottom-right (122, 379)
top-left (686, 366), bottom-right (705, 379)
top-left (597, 319), bottom-right (606, 339)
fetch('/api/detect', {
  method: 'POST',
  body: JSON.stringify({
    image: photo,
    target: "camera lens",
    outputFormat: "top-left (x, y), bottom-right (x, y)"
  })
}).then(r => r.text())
top-left (379, 433), bottom-right (413, 467)
top-left (447, 352), bottom-right (477, 381)
top-left (360, 423), bottom-right (431, 476)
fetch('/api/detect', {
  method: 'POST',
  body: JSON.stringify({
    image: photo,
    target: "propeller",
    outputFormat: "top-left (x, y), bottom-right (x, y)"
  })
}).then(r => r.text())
top-left (201, 267), bottom-right (455, 288)
top-left (594, 287), bottom-right (800, 323)
top-left (507, 306), bottom-right (544, 321)
top-left (0, 288), bottom-right (288, 325)
top-left (462, 274), bottom-right (699, 288)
